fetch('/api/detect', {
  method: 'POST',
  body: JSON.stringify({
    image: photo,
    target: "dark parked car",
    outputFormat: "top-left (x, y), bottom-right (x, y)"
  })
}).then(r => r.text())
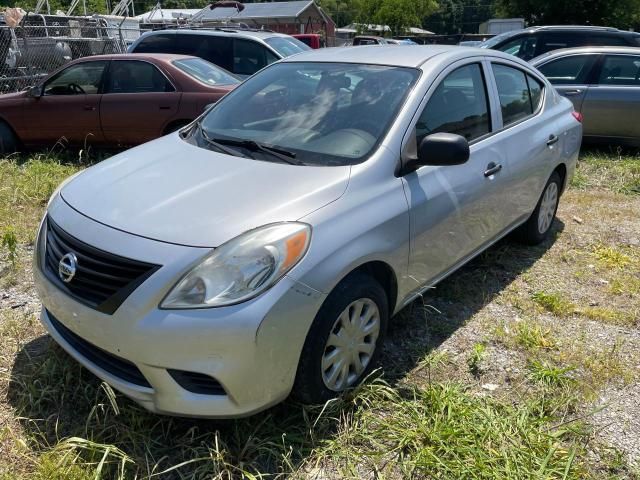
top-left (532, 46), bottom-right (640, 145)
top-left (129, 29), bottom-right (310, 78)
top-left (479, 26), bottom-right (640, 61)
top-left (0, 53), bottom-right (239, 152)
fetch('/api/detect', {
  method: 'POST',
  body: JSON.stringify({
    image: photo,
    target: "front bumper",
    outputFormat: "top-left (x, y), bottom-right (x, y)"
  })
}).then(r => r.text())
top-left (34, 198), bottom-right (326, 418)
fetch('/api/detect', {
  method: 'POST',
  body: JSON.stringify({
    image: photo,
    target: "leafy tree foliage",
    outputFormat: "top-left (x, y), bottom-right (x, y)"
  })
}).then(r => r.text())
top-left (495, 0), bottom-right (640, 30)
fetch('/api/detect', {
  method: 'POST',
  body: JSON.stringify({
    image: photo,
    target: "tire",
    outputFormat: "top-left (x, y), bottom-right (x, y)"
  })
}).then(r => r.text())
top-left (0, 121), bottom-right (18, 155)
top-left (293, 272), bottom-right (389, 404)
top-left (514, 171), bottom-right (562, 245)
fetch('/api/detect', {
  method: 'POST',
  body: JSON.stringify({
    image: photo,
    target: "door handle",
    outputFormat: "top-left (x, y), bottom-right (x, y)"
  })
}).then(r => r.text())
top-left (546, 134), bottom-right (559, 146)
top-left (563, 89), bottom-right (583, 96)
top-left (83, 105), bottom-right (96, 111)
top-left (484, 162), bottom-right (502, 177)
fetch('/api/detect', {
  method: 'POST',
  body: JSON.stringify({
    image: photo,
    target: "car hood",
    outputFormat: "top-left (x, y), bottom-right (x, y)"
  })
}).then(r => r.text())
top-left (61, 135), bottom-right (350, 247)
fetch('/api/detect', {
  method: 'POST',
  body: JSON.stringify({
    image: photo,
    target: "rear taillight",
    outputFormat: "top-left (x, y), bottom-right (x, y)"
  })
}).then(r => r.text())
top-left (572, 111), bottom-right (583, 123)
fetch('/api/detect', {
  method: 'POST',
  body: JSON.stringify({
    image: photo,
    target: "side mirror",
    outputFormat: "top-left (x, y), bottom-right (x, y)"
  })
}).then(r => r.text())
top-left (27, 85), bottom-right (43, 98)
top-left (404, 133), bottom-right (470, 174)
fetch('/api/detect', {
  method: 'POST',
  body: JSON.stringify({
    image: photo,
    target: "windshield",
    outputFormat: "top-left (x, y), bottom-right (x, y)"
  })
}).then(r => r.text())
top-left (197, 62), bottom-right (420, 166)
top-left (172, 58), bottom-right (240, 86)
top-left (479, 30), bottom-right (523, 48)
top-left (264, 36), bottom-right (311, 57)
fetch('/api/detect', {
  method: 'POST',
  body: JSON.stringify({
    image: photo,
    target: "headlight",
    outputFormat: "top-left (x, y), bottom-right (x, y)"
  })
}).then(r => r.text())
top-left (161, 222), bottom-right (311, 309)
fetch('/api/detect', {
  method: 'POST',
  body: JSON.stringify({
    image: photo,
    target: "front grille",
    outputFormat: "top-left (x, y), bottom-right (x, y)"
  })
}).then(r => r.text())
top-left (168, 369), bottom-right (226, 395)
top-left (42, 216), bottom-right (160, 314)
top-left (47, 310), bottom-right (152, 388)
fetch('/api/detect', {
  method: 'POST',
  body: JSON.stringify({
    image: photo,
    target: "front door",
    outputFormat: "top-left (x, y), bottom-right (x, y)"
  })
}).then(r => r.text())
top-left (24, 60), bottom-right (107, 146)
top-left (403, 61), bottom-right (511, 287)
top-left (100, 60), bottom-right (181, 145)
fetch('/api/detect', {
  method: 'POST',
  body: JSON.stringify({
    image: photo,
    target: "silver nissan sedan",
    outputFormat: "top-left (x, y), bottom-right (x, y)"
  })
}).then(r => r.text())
top-left (34, 46), bottom-right (582, 418)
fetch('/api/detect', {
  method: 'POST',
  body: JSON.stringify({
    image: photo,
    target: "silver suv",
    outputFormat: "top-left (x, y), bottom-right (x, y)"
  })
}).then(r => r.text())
top-left (129, 28), bottom-right (310, 77)
top-left (34, 45), bottom-right (582, 418)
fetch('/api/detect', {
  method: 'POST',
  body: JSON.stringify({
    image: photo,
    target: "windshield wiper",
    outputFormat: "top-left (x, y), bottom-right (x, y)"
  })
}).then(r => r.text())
top-left (195, 121), bottom-right (251, 158)
top-left (211, 137), bottom-right (304, 166)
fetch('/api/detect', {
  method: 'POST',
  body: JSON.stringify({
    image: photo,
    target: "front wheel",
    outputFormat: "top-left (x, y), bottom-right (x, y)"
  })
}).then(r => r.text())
top-left (293, 273), bottom-right (388, 404)
top-left (515, 171), bottom-right (562, 245)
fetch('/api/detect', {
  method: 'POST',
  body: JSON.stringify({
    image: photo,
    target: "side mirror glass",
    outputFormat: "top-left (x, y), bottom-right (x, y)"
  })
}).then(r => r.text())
top-left (414, 132), bottom-right (470, 169)
top-left (27, 85), bottom-right (43, 98)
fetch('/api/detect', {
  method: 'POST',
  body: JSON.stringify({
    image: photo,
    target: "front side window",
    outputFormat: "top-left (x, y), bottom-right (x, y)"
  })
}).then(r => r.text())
top-left (192, 36), bottom-right (233, 71)
top-left (598, 55), bottom-right (640, 85)
top-left (44, 61), bottom-right (107, 95)
top-left (537, 55), bottom-right (597, 85)
top-left (416, 63), bottom-right (490, 142)
top-left (105, 61), bottom-right (174, 94)
top-left (497, 35), bottom-right (538, 60)
top-left (198, 62), bottom-right (420, 166)
top-left (492, 64), bottom-right (537, 126)
top-left (172, 58), bottom-right (240, 86)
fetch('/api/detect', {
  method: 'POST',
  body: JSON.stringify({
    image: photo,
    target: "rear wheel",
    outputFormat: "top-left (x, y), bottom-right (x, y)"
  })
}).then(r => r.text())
top-left (515, 171), bottom-right (561, 245)
top-left (0, 122), bottom-right (18, 155)
top-left (293, 273), bottom-right (388, 404)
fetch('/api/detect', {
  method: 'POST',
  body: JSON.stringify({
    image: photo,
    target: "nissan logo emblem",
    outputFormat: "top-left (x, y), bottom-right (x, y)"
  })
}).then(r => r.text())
top-left (58, 253), bottom-right (78, 283)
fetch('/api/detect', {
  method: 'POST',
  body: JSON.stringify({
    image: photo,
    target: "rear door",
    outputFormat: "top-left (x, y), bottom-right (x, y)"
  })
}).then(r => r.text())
top-left (24, 61), bottom-right (107, 145)
top-left (488, 62), bottom-right (561, 219)
top-left (100, 59), bottom-right (181, 145)
top-left (535, 54), bottom-right (599, 112)
top-left (580, 54), bottom-right (640, 140)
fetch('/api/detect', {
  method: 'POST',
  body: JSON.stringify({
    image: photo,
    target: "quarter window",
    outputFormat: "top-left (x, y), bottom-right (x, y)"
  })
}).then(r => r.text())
top-left (44, 61), bottom-right (107, 95)
top-left (416, 63), bottom-right (491, 143)
top-left (536, 55), bottom-right (597, 85)
top-left (105, 61), bottom-right (174, 94)
top-left (492, 64), bottom-right (541, 126)
top-left (598, 55), bottom-right (640, 85)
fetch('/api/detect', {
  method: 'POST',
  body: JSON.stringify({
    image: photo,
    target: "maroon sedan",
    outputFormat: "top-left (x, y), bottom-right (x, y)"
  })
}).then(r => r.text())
top-left (0, 53), bottom-right (240, 152)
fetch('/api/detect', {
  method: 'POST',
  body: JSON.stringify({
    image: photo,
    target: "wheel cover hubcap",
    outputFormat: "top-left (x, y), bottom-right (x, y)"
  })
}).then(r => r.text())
top-left (538, 182), bottom-right (558, 234)
top-left (321, 298), bottom-right (380, 392)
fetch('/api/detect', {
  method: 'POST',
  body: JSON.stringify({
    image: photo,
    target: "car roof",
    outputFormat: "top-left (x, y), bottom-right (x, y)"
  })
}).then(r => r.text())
top-left (140, 28), bottom-right (291, 41)
top-left (71, 53), bottom-right (197, 64)
top-left (526, 25), bottom-right (631, 33)
top-left (531, 46), bottom-right (640, 65)
top-left (281, 45), bottom-right (518, 68)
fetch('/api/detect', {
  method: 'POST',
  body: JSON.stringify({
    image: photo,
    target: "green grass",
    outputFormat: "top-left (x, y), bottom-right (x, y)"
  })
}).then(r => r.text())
top-left (0, 155), bottom-right (83, 243)
top-left (571, 149), bottom-right (640, 195)
top-left (1, 150), bottom-right (639, 478)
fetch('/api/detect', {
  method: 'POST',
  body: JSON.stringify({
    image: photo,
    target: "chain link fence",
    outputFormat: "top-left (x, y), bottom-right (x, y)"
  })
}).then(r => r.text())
top-left (0, 16), bottom-right (145, 93)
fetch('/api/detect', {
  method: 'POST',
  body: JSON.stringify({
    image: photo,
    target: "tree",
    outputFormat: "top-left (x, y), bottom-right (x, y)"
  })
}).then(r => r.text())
top-left (495, 0), bottom-right (640, 30)
top-left (351, 0), bottom-right (439, 35)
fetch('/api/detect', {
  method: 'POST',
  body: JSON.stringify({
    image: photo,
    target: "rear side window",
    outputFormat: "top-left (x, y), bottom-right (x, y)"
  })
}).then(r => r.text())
top-left (537, 55), bottom-right (597, 85)
top-left (105, 61), bottom-right (174, 94)
top-left (587, 35), bottom-right (631, 47)
top-left (134, 34), bottom-right (234, 71)
top-left (416, 63), bottom-right (491, 142)
top-left (598, 55), bottom-right (640, 85)
top-left (526, 74), bottom-right (544, 111)
top-left (492, 64), bottom-right (542, 126)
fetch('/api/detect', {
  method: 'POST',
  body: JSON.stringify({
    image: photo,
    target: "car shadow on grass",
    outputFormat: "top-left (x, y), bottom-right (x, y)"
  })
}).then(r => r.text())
top-left (6, 220), bottom-right (564, 478)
